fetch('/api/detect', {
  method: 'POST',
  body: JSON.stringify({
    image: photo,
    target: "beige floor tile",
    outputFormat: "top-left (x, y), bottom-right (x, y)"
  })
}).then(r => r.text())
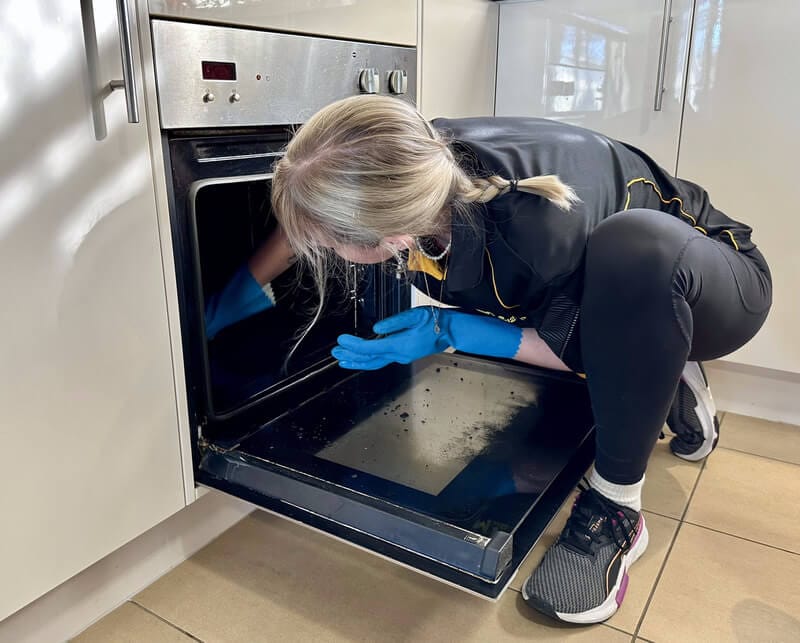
top-left (510, 504), bottom-right (677, 635)
top-left (72, 602), bottom-right (193, 643)
top-left (639, 524), bottom-right (800, 642)
top-left (136, 512), bottom-right (630, 643)
top-left (719, 413), bottom-right (800, 465)
top-left (685, 449), bottom-right (800, 553)
top-left (641, 439), bottom-right (703, 519)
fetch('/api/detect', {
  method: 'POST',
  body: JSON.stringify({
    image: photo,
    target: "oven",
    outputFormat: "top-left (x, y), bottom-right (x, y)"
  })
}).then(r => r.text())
top-left (152, 19), bottom-right (595, 599)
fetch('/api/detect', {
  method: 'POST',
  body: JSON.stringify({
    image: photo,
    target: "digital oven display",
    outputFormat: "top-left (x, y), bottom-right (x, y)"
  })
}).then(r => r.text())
top-left (202, 61), bottom-right (237, 81)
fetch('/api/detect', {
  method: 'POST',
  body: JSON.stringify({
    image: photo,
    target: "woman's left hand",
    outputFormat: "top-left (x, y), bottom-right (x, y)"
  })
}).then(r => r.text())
top-left (332, 307), bottom-right (451, 370)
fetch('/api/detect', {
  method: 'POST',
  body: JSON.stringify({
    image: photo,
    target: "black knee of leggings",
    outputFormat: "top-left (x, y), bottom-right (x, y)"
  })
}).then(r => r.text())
top-left (581, 209), bottom-right (771, 484)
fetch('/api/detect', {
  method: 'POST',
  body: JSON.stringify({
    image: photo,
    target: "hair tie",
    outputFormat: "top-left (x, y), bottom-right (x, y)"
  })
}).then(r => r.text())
top-left (508, 178), bottom-right (519, 193)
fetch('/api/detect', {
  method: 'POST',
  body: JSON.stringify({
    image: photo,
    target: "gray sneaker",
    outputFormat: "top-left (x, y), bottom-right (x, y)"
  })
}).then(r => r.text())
top-left (521, 485), bottom-right (649, 624)
top-left (668, 361), bottom-right (720, 461)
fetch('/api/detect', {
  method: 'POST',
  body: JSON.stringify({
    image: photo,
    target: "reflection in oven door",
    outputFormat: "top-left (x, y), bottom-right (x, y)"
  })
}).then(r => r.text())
top-left (191, 175), bottom-right (376, 417)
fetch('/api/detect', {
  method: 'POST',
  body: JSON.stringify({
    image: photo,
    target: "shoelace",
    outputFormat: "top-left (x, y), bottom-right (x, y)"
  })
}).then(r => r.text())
top-left (560, 480), bottom-right (636, 555)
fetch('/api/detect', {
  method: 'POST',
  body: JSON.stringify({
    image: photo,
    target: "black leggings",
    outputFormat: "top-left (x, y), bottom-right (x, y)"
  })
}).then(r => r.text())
top-left (581, 209), bottom-right (772, 484)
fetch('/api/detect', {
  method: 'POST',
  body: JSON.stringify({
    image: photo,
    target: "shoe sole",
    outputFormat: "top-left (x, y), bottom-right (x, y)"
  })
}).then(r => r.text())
top-left (672, 362), bottom-right (718, 462)
top-left (522, 515), bottom-right (650, 624)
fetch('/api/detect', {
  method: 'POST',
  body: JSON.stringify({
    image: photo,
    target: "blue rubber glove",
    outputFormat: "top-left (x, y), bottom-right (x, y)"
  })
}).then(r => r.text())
top-left (205, 264), bottom-right (276, 339)
top-left (332, 307), bottom-right (523, 370)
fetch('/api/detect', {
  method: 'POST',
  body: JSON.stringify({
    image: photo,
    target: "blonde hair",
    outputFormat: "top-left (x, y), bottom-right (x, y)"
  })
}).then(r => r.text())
top-left (271, 95), bottom-right (578, 358)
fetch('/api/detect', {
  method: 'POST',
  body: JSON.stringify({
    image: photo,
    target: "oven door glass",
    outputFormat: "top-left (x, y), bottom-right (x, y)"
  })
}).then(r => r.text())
top-left (182, 157), bottom-right (594, 599)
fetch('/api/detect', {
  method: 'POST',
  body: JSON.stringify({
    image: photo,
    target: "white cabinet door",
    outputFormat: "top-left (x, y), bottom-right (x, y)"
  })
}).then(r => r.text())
top-left (148, 0), bottom-right (418, 46)
top-left (418, 0), bottom-right (499, 120)
top-left (677, 0), bottom-right (800, 373)
top-left (496, 0), bottom-right (693, 173)
top-left (0, 0), bottom-right (185, 620)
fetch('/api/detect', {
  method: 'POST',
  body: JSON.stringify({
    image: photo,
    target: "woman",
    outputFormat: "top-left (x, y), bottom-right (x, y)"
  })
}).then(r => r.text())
top-left (205, 95), bottom-right (772, 624)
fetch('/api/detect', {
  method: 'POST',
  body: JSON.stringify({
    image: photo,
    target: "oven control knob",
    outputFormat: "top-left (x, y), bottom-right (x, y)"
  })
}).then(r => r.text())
top-left (388, 70), bottom-right (408, 95)
top-left (202, 90), bottom-right (215, 103)
top-left (358, 68), bottom-right (380, 94)
top-left (229, 91), bottom-right (241, 103)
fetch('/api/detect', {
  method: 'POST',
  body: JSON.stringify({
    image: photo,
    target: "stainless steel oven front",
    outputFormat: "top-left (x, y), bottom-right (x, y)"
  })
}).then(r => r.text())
top-left (152, 19), bottom-right (595, 599)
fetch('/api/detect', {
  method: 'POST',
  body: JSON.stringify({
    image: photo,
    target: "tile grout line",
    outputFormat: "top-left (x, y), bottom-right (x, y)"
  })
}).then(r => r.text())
top-left (716, 444), bottom-right (800, 468)
top-left (631, 456), bottom-right (709, 639)
top-left (129, 600), bottom-right (206, 643)
top-left (681, 520), bottom-right (800, 557)
top-left (601, 622), bottom-right (637, 638)
top-left (641, 508), bottom-right (683, 523)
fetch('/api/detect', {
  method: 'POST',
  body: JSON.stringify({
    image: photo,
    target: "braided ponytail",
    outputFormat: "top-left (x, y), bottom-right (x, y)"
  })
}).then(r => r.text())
top-left (458, 174), bottom-right (579, 211)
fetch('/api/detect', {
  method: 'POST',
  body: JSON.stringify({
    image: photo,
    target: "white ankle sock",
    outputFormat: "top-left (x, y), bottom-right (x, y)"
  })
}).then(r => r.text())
top-left (588, 468), bottom-right (644, 512)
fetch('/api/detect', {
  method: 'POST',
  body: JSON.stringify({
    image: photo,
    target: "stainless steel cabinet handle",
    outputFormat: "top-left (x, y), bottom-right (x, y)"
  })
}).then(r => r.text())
top-left (654, 0), bottom-right (673, 112)
top-left (110, 0), bottom-right (140, 123)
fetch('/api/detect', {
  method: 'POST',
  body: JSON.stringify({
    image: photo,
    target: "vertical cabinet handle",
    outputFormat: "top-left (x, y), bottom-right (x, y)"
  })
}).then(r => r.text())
top-left (110, 0), bottom-right (140, 123)
top-left (654, 0), bottom-right (673, 112)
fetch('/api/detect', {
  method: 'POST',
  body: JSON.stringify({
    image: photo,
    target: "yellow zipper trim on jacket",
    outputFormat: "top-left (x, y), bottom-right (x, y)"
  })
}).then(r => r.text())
top-left (485, 248), bottom-right (520, 310)
top-left (623, 177), bottom-right (746, 249)
top-left (722, 229), bottom-right (740, 251)
top-left (624, 177), bottom-right (708, 234)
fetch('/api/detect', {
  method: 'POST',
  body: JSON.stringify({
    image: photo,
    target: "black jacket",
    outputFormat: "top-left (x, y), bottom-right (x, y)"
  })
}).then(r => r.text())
top-left (411, 117), bottom-right (755, 370)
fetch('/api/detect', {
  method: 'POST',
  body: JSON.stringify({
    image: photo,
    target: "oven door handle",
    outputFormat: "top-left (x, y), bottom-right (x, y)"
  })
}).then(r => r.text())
top-left (108, 0), bottom-right (140, 123)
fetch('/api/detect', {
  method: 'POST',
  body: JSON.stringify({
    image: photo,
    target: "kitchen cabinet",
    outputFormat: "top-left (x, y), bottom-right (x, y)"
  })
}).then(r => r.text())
top-left (414, 0), bottom-right (498, 310)
top-left (677, 0), bottom-right (800, 373)
top-left (148, 0), bottom-right (418, 46)
top-left (495, 0), bottom-right (694, 173)
top-left (0, 0), bottom-right (185, 621)
top-left (418, 0), bottom-right (499, 120)
top-left (495, 0), bottom-right (800, 374)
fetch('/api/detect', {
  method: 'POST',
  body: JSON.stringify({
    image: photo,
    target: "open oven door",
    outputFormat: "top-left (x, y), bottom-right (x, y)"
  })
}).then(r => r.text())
top-left (196, 353), bottom-right (594, 599)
